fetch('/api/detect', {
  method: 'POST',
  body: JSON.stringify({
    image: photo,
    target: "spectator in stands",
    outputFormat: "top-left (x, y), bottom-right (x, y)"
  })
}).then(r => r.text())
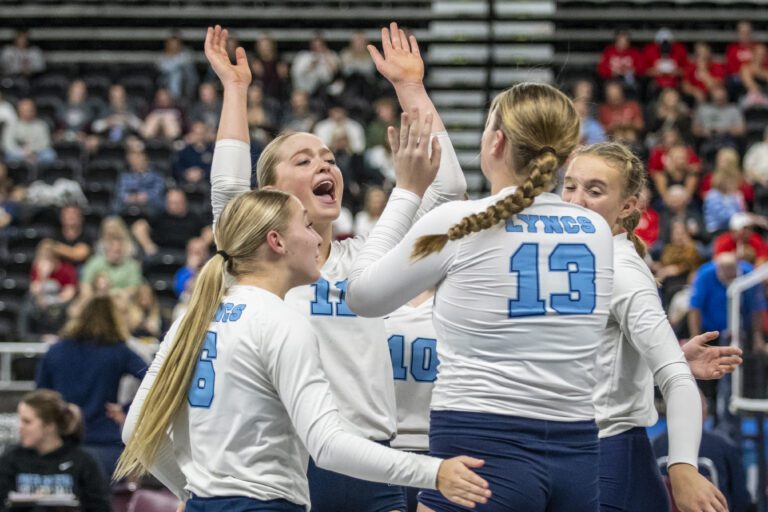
top-left (683, 42), bottom-right (726, 105)
top-left (130, 187), bottom-right (212, 258)
top-left (246, 82), bottom-right (278, 146)
top-left (739, 43), bottom-right (768, 107)
top-left (3, 98), bottom-right (56, 164)
top-left (140, 87), bottom-right (184, 142)
top-left (91, 84), bottom-right (142, 143)
top-left (652, 144), bottom-right (700, 209)
top-left (648, 126), bottom-right (700, 176)
top-left (572, 79), bottom-right (594, 103)
top-left (597, 30), bottom-right (644, 90)
top-left (574, 97), bottom-right (606, 145)
top-left (55, 79), bottom-right (94, 143)
top-left (280, 89), bottom-right (316, 132)
top-left (634, 185), bottom-right (659, 248)
top-left (43, 204), bottom-right (93, 267)
top-left (314, 104), bottom-right (366, 154)
top-left (366, 97), bottom-right (397, 149)
top-left (291, 33), bottom-right (340, 96)
top-left (693, 84), bottom-right (745, 159)
top-left (642, 27), bottom-right (689, 94)
top-left (726, 20), bottom-right (757, 98)
top-left (36, 296), bottom-right (147, 479)
top-left (652, 390), bottom-right (751, 512)
top-left (647, 88), bottom-right (692, 145)
top-left (251, 34), bottom-right (289, 103)
top-left (0, 390), bottom-right (110, 511)
top-left (126, 283), bottom-right (161, 339)
top-left (113, 146), bottom-right (165, 218)
top-left (689, 252), bottom-right (766, 437)
top-left (655, 219), bottom-right (702, 307)
top-left (0, 91), bottom-right (17, 137)
top-left (173, 236), bottom-right (209, 298)
top-left (329, 129), bottom-right (368, 209)
top-left (354, 186), bottom-right (387, 237)
top-left (78, 216), bottom-right (142, 307)
top-left (365, 134), bottom-right (395, 185)
top-left (188, 82), bottom-right (221, 132)
top-left (713, 212), bottom-right (768, 266)
top-left (744, 127), bottom-right (768, 216)
top-left (699, 146), bottom-right (754, 204)
top-left (657, 185), bottom-right (706, 250)
top-left (0, 29), bottom-right (45, 77)
top-left (173, 121), bottom-right (214, 185)
top-left (704, 162), bottom-right (747, 236)
top-left (0, 179), bottom-right (19, 233)
top-left (19, 240), bottom-right (78, 341)
top-left (157, 33), bottom-right (198, 101)
top-left (341, 31), bottom-right (377, 101)
top-left (598, 80), bottom-right (644, 136)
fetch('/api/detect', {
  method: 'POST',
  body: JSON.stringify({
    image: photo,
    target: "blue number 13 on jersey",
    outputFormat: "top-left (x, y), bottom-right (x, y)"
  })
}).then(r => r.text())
top-left (509, 243), bottom-right (595, 317)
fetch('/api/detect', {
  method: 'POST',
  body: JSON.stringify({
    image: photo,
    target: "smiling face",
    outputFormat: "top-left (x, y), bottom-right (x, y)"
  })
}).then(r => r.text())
top-left (269, 133), bottom-right (344, 226)
top-left (562, 154), bottom-right (636, 231)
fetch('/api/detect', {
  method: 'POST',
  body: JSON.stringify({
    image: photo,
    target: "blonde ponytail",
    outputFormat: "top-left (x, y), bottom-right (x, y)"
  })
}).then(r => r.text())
top-left (412, 83), bottom-right (580, 261)
top-left (115, 190), bottom-right (295, 480)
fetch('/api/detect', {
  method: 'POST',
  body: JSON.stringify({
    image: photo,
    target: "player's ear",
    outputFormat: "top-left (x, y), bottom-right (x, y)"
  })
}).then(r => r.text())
top-left (617, 195), bottom-right (638, 221)
top-left (265, 229), bottom-right (287, 255)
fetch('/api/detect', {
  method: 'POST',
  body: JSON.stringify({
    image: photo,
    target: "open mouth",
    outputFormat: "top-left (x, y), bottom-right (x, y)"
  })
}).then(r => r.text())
top-left (312, 180), bottom-right (336, 204)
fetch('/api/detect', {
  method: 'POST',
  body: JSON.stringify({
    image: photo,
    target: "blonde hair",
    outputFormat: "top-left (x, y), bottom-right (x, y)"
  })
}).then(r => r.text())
top-left (256, 130), bottom-right (300, 188)
top-left (114, 189), bottom-right (295, 480)
top-left (712, 148), bottom-right (743, 193)
top-left (412, 83), bottom-right (580, 260)
top-left (572, 142), bottom-right (647, 257)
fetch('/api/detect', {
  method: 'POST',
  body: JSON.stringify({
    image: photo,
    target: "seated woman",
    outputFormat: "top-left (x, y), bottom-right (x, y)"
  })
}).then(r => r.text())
top-left (0, 389), bottom-right (111, 512)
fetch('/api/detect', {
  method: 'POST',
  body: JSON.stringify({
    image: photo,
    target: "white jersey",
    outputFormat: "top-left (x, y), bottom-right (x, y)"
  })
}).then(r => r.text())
top-left (348, 189), bottom-right (614, 421)
top-left (385, 298), bottom-right (437, 452)
top-left (210, 136), bottom-right (465, 440)
top-left (122, 285), bottom-right (441, 507)
top-left (593, 234), bottom-right (701, 467)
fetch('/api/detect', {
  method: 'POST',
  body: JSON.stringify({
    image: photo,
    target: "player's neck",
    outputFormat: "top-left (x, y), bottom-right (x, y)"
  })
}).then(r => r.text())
top-left (316, 222), bottom-right (334, 267)
top-left (489, 173), bottom-right (524, 195)
top-left (237, 272), bottom-right (293, 300)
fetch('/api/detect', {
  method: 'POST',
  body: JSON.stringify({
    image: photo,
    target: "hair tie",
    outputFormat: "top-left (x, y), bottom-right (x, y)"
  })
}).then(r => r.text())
top-left (217, 250), bottom-right (230, 261)
top-left (537, 146), bottom-right (557, 157)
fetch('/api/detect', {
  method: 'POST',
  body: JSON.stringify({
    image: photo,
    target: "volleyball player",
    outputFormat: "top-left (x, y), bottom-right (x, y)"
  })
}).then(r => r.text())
top-left (346, 78), bottom-right (614, 510)
top-left (116, 190), bottom-right (491, 511)
top-left (204, 25), bottom-right (467, 511)
top-left (385, 289), bottom-right (438, 512)
top-left (562, 142), bottom-right (729, 512)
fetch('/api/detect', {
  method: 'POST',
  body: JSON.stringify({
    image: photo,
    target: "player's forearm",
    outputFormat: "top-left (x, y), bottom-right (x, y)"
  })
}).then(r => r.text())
top-left (657, 363), bottom-right (702, 468)
top-left (216, 85), bottom-right (249, 144)
top-left (393, 82), bottom-right (446, 133)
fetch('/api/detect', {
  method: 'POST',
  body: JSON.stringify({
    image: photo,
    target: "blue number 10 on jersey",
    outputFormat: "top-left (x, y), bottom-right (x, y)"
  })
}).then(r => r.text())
top-left (509, 243), bottom-right (596, 317)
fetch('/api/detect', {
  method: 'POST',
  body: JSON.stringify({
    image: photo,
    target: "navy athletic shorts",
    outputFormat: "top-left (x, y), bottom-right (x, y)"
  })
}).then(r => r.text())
top-left (419, 410), bottom-right (599, 512)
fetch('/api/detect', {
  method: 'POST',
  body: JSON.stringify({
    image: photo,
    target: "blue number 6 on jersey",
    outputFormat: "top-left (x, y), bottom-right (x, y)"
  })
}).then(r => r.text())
top-left (188, 331), bottom-right (218, 408)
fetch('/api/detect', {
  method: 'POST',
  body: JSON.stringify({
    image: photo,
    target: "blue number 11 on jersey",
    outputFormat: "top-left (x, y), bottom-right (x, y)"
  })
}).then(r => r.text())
top-left (509, 243), bottom-right (596, 317)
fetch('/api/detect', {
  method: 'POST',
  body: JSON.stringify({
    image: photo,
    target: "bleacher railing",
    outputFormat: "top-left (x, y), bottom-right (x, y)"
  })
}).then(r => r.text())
top-left (0, 343), bottom-right (47, 392)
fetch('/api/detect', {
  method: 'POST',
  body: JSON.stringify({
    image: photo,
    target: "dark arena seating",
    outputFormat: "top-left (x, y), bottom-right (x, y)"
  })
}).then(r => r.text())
top-left (1, 0), bottom-right (768, 509)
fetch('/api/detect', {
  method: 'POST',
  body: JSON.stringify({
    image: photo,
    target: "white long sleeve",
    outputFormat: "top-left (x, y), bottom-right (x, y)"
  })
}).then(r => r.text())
top-left (210, 139), bottom-right (252, 226)
top-left (122, 324), bottom-right (190, 500)
top-left (593, 235), bottom-right (701, 467)
top-left (414, 132), bottom-right (467, 222)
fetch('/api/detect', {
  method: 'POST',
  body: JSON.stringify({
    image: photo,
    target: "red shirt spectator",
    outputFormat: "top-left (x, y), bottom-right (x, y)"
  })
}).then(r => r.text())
top-left (726, 20), bottom-right (756, 75)
top-left (30, 259), bottom-right (77, 289)
top-left (683, 42), bottom-right (726, 101)
top-left (713, 212), bottom-right (768, 265)
top-left (643, 30), bottom-right (689, 89)
top-left (598, 32), bottom-right (644, 81)
top-left (648, 145), bottom-right (700, 175)
top-left (636, 207), bottom-right (660, 247)
top-left (598, 81), bottom-right (644, 135)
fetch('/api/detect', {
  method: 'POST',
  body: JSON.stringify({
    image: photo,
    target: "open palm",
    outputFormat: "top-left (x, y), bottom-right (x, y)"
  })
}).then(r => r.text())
top-left (368, 21), bottom-right (424, 85)
top-left (204, 25), bottom-right (251, 88)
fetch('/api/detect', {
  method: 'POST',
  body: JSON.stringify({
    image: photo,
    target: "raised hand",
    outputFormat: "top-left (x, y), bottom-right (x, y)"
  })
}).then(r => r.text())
top-left (682, 331), bottom-right (743, 380)
top-left (204, 25), bottom-right (251, 89)
top-left (390, 109), bottom-right (441, 198)
top-left (436, 456), bottom-right (491, 509)
top-left (368, 21), bottom-right (424, 86)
